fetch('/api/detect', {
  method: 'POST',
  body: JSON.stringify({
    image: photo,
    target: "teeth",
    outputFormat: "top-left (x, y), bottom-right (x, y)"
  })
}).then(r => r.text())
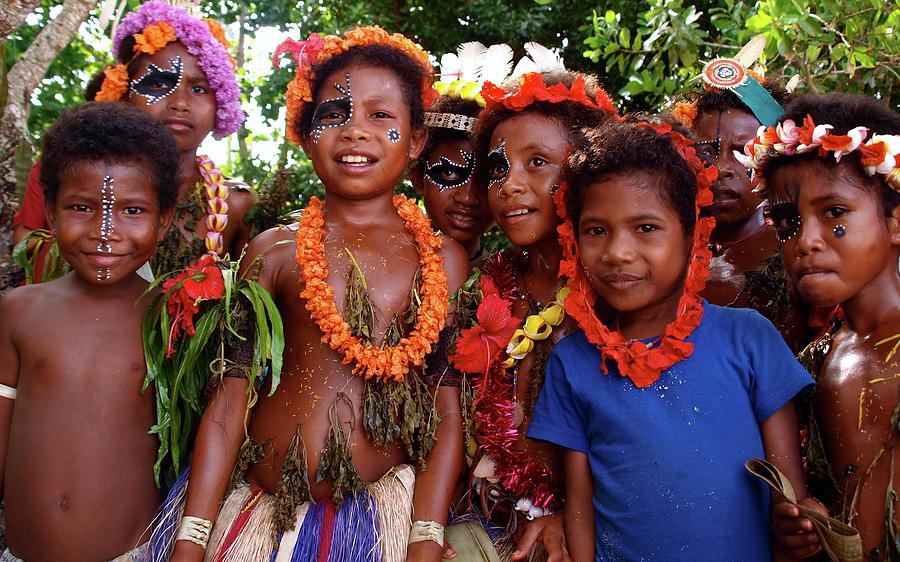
top-left (505, 209), bottom-right (530, 217)
top-left (340, 154), bottom-right (371, 163)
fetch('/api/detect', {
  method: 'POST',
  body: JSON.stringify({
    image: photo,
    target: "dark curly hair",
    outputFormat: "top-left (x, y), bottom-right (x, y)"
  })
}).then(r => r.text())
top-left (410, 96), bottom-right (482, 180)
top-left (760, 92), bottom-right (900, 215)
top-left (565, 116), bottom-right (698, 234)
top-left (690, 77), bottom-right (789, 119)
top-left (474, 70), bottom-right (617, 186)
top-left (41, 102), bottom-right (180, 210)
top-left (297, 44), bottom-right (430, 140)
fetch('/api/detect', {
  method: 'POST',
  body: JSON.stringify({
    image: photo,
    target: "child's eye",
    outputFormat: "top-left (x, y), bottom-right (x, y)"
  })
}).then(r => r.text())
top-left (123, 207), bottom-right (143, 215)
top-left (824, 206), bottom-right (848, 219)
top-left (638, 224), bottom-right (658, 233)
top-left (72, 204), bottom-right (91, 213)
top-left (191, 85), bottom-right (208, 95)
top-left (372, 111), bottom-right (391, 119)
top-left (529, 156), bottom-right (547, 167)
top-left (486, 157), bottom-right (508, 180)
top-left (583, 226), bottom-right (605, 236)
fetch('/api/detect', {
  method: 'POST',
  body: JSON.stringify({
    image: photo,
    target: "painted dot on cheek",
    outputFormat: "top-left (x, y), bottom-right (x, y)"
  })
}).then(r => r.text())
top-left (387, 128), bottom-right (401, 143)
top-left (833, 224), bottom-right (846, 238)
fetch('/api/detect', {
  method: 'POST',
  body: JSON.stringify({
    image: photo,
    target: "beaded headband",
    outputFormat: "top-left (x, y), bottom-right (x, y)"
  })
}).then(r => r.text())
top-left (735, 114), bottom-right (900, 193)
top-left (94, 1), bottom-right (242, 138)
top-left (273, 26), bottom-right (437, 146)
top-left (423, 112), bottom-right (477, 133)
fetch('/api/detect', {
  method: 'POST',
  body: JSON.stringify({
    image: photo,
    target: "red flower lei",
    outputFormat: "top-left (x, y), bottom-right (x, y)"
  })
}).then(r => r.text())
top-left (556, 122), bottom-right (717, 388)
top-left (481, 72), bottom-right (617, 114)
top-left (162, 254), bottom-right (226, 357)
top-left (451, 251), bottom-right (564, 511)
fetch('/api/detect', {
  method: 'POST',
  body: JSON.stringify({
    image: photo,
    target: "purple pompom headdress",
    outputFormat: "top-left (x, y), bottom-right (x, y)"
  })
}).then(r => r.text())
top-left (97, 1), bottom-right (243, 138)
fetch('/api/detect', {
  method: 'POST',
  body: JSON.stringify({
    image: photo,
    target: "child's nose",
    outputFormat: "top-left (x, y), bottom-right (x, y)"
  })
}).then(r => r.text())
top-left (453, 181), bottom-right (479, 206)
top-left (497, 169), bottom-right (527, 198)
top-left (339, 117), bottom-right (371, 142)
top-left (795, 218), bottom-right (825, 255)
top-left (166, 84), bottom-right (190, 112)
top-left (602, 232), bottom-right (636, 264)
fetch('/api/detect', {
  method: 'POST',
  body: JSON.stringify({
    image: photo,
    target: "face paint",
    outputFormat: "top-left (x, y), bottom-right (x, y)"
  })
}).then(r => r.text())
top-left (550, 183), bottom-right (560, 196)
top-left (425, 150), bottom-right (475, 192)
top-left (97, 175), bottom-right (115, 281)
top-left (387, 128), bottom-right (401, 143)
top-left (834, 224), bottom-right (846, 238)
top-left (486, 141), bottom-right (509, 191)
top-left (311, 73), bottom-right (353, 143)
top-left (130, 56), bottom-right (184, 105)
top-left (769, 202), bottom-right (802, 242)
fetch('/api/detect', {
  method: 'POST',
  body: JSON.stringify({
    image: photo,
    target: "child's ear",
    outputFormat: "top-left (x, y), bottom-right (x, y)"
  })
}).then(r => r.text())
top-left (157, 206), bottom-right (175, 242)
top-left (407, 126), bottom-right (428, 161)
top-left (409, 165), bottom-right (424, 196)
top-left (44, 198), bottom-right (56, 231)
top-left (889, 204), bottom-right (900, 246)
top-left (299, 134), bottom-right (312, 158)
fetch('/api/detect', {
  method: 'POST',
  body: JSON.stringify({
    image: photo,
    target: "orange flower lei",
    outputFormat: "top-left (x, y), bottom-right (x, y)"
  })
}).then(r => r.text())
top-left (275, 26), bottom-right (437, 146)
top-left (134, 21), bottom-right (177, 55)
top-left (296, 195), bottom-right (449, 382)
top-left (556, 121), bottom-right (717, 388)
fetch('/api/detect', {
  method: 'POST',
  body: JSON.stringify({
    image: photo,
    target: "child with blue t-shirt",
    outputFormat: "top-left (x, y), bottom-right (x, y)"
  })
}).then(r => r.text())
top-left (527, 117), bottom-right (814, 561)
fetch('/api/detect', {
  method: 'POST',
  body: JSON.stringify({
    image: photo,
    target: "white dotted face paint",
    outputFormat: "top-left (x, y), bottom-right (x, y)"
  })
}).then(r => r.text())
top-left (97, 175), bottom-right (115, 281)
top-left (425, 150), bottom-right (475, 192)
top-left (387, 128), bottom-right (401, 143)
top-left (311, 73), bottom-right (353, 143)
top-left (486, 141), bottom-right (509, 191)
top-left (130, 56), bottom-right (183, 105)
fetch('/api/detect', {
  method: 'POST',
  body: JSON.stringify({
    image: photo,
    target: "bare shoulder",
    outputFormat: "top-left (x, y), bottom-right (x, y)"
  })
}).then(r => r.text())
top-left (438, 233), bottom-right (471, 293)
top-left (241, 224), bottom-right (299, 288)
top-left (0, 281), bottom-right (55, 317)
top-left (226, 180), bottom-right (258, 221)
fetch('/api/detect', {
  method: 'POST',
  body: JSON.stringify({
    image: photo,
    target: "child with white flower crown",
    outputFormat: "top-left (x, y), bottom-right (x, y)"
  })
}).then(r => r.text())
top-left (744, 93), bottom-right (900, 561)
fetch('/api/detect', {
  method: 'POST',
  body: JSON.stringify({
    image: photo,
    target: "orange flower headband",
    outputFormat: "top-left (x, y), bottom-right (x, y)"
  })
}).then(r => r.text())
top-left (273, 26), bottom-right (437, 146)
top-left (480, 71), bottom-right (616, 114)
top-left (736, 114), bottom-right (900, 194)
top-left (555, 121), bottom-right (717, 388)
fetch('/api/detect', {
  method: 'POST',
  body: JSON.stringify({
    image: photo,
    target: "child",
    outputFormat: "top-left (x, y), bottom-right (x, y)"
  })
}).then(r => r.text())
top-left (671, 58), bottom-right (810, 351)
top-left (0, 102), bottom-right (178, 561)
top-left (451, 69), bottom-right (616, 560)
top-left (92, 0), bottom-right (253, 274)
top-left (410, 44), bottom-right (503, 266)
top-left (158, 27), bottom-right (470, 562)
top-left (743, 93), bottom-right (900, 560)
top-left (527, 117), bottom-right (814, 560)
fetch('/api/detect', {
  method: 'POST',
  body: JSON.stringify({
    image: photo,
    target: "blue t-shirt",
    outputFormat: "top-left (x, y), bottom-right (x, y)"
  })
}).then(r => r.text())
top-left (527, 303), bottom-right (813, 562)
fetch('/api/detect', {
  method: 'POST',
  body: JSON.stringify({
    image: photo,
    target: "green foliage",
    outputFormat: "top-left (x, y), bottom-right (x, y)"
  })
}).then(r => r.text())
top-left (583, 0), bottom-right (898, 111)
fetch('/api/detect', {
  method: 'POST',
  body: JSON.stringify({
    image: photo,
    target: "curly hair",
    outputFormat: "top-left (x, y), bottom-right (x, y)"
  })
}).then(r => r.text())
top-left (40, 102), bottom-right (179, 210)
top-left (760, 92), bottom-right (900, 214)
top-left (410, 96), bottom-right (482, 180)
top-left (694, 78), bottom-right (789, 118)
top-left (297, 44), bottom-right (430, 140)
top-left (474, 70), bottom-right (616, 186)
top-left (565, 116), bottom-right (698, 233)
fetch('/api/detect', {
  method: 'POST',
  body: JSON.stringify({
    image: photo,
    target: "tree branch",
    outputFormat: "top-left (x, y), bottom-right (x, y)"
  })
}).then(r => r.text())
top-left (0, 0), bottom-right (41, 44)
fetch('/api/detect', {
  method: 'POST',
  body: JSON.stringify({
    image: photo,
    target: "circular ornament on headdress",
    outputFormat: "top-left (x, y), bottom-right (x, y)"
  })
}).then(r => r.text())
top-left (702, 58), bottom-right (747, 90)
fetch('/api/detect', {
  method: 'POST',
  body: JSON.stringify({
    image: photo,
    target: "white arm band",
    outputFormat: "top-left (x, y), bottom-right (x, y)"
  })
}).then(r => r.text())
top-left (0, 384), bottom-right (16, 400)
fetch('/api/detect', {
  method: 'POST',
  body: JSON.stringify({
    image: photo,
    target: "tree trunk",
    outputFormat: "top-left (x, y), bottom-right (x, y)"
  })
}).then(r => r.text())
top-left (0, 0), bottom-right (99, 292)
top-left (0, 0), bottom-right (41, 44)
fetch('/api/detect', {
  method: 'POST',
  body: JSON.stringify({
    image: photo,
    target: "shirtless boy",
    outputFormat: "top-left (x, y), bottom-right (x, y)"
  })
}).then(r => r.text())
top-left (0, 102), bottom-right (178, 561)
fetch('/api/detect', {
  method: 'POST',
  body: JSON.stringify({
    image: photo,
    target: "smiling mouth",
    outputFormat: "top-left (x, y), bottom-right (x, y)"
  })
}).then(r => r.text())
top-left (339, 154), bottom-right (375, 165)
top-left (601, 273), bottom-right (643, 289)
top-left (503, 208), bottom-right (534, 218)
top-left (447, 212), bottom-right (479, 226)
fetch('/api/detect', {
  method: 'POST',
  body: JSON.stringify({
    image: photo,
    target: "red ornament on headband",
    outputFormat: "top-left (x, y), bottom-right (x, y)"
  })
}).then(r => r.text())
top-left (481, 72), bottom-right (617, 114)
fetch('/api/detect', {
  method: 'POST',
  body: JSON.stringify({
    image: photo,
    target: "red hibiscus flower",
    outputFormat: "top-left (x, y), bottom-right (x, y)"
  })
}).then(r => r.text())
top-left (162, 254), bottom-right (225, 357)
top-left (450, 293), bottom-right (521, 375)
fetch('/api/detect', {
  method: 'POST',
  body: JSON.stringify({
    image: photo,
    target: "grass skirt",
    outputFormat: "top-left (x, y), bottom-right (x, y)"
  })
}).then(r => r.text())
top-left (147, 465), bottom-right (415, 562)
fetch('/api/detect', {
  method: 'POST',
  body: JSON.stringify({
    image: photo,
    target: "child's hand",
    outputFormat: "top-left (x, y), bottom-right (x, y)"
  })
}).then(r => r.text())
top-left (512, 514), bottom-right (572, 562)
top-left (771, 497), bottom-right (828, 559)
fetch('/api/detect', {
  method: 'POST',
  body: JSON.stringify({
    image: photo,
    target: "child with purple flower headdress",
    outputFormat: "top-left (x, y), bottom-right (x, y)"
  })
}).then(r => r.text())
top-left (92, 0), bottom-right (255, 275)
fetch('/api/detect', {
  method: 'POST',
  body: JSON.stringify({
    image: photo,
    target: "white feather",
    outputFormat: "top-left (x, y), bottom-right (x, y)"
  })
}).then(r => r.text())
top-left (785, 74), bottom-right (801, 93)
top-left (511, 56), bottom-right (539, 79)
top-left (456, 41), bottom-right (487, 82)
top-left (479, 43), bottom-right (514, 84)
top-left (439, 53), bottom-right (461, 83)
top-left (523, 42), bottom-right (565, 72)
top-left (734, 34), bottom-right (767, 69)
